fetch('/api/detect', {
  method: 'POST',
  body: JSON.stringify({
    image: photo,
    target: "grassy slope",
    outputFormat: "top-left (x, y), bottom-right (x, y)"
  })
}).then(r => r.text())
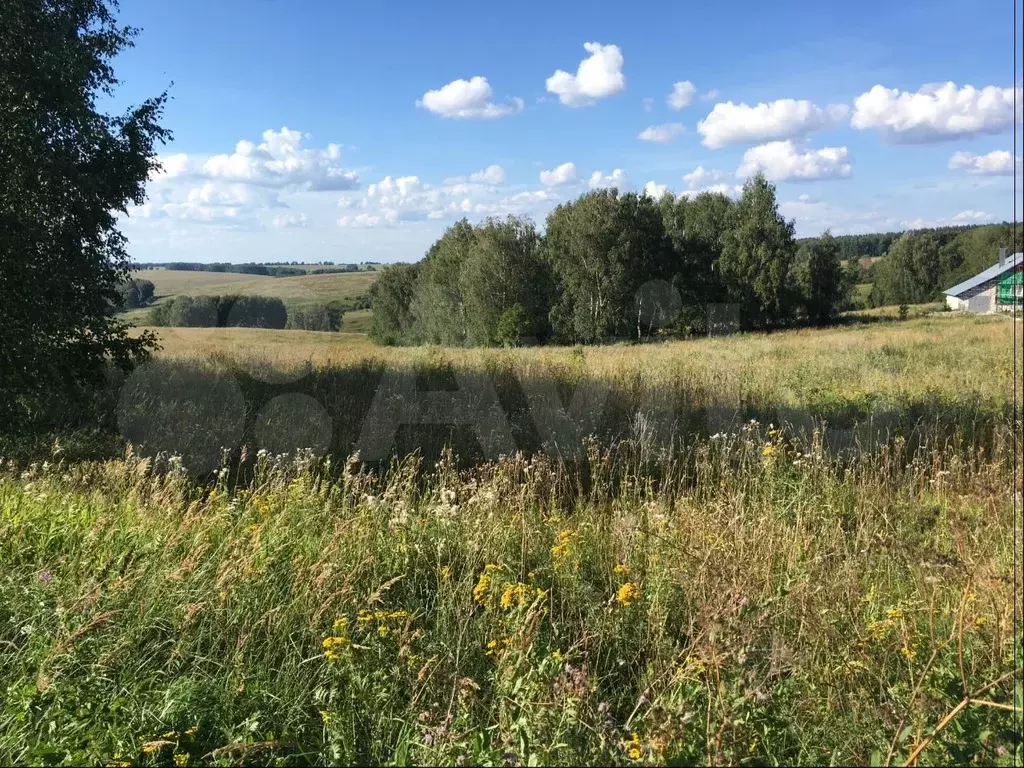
top-left (1, 314), bottom-right (1021, 766)
top-left (124, 269), bottom-right (379, 328)
top-left (134, 312), bottom-right (1017, 408)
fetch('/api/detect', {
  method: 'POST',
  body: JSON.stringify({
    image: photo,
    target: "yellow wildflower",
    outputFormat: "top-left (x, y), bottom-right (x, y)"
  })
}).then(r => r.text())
top-left (499, 582), bottom-right (539, 610)
top-left (485, 637), bottom-right (511, 657)
top-left (319, 710), bottom-right (335, 726)
top-left (161, 731), bottom-right (178, 739)
top-left (551, 529), bottom-right (577, 563)
top-left (357, 610), bottom-right (374, 625)
top-left (322, 635), bottom-right (351, 660)
top-left (625, 733), bottom-right (643, 761)
top-left (185, 727), bottom-right (198, 737)
top-left (551, 649), bottom-right (564, 663)
top-left (886, 607), bottom-right (904, 621)
top-left (332, 616), bottom-right (349, 632)
top-left (617, 582), bottom-right (641, 606)
top-left (614, 563), bottom-right (630, 575)
top-left (141, 744), bottom-right (160, 755)
top-left (174, 754), bottom-right (190, 767)
top-left (473, 573), bottom-right (492, 604)
top-left (900, 645), bottom-right (917, 661)
top-left (378, 624), bottom-right (391, 638)
top-left (762, 444), bottom-right (778, 458)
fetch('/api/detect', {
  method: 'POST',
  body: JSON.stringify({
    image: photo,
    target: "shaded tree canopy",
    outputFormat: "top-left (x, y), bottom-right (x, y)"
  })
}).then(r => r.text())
top-left (1, 0), bottom-right (168, 426)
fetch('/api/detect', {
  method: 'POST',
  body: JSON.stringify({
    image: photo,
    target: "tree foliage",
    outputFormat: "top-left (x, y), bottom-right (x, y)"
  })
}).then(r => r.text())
top-left (0, 0), bottom-right (169, 426)
top-left (409, 219), bottom-right (476, 345)
top-left (117, 277), bottom-right (155, 310)
top-left (148, 295), bottom-right (288, 329)
top-left (368, 179), bottom-right (823, 347)
top-left (460, 217), bottom-right (550, 345)
top-left (286, 301), bottom-right (346, 332)
top-left (869, 232), bottom-right (942, 306)
top-left (793, 231), bottom-right (846, 325)
top-left (718, 174), bottom-right (797, 329)
top-left (545, 190), bottom-right (673, 342)
top-left (368, 263), bottom-right (420, 345)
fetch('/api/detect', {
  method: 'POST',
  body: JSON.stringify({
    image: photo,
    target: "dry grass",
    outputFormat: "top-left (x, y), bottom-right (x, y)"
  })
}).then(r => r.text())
top-left (1, 313), bottom-right (1018, 766)
top-left (137, 314), bottom-right (1019, 409)
top-left (131, 269), bottom-right (378, 309)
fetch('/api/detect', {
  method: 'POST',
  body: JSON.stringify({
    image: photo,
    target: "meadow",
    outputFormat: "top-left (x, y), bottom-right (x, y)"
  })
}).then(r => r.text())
top-left (0, 313), bottom-right (1021, 766)
top-left (121, 269), bottom-right (378, 332)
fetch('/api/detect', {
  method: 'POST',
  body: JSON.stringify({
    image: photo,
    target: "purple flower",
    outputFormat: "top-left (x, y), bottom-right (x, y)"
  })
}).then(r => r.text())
top-left (38, 571), bottom-right (53, 585)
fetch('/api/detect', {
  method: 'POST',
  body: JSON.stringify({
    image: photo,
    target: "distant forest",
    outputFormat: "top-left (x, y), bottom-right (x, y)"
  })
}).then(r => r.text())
top-left (133, 262), bottom-right (374, 277)
top-left (798, 221), bottom-right (1021, 307)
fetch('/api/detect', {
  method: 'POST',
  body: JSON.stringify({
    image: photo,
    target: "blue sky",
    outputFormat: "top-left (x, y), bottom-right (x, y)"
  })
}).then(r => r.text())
top-left (111, 0), bottom-right (1023, 263)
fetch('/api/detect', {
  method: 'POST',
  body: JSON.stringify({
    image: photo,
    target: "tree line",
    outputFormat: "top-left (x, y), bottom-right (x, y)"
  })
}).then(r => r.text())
top-left (368, 174), bottom-right (853, 346)
top-left (147, 295), bottom-right (348, 332)
top-left (865, 223), bottom-right (1021, 307)
top-left (796, 222), bottom-right (1021, 308)
top-left (134, 262), bottom-right (368, 277)
top-left (797, 223), bottom-right (1012, 265)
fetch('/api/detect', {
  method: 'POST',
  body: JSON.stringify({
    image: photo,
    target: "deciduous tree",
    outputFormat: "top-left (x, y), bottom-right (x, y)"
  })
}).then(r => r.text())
top-left (1, 0), bottom-right (169, 427)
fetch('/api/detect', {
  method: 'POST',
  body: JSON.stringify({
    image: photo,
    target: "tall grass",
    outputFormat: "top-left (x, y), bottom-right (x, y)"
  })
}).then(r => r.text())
top-left (1, 314), bottom-right (1019, 765)
top-left (104, 315), bottom-right (1021, 475)
top-left (0, 426), bottom-right (1020, 766)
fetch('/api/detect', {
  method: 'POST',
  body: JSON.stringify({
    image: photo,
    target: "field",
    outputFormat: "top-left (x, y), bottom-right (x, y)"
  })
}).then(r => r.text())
top-left (124, 269), bottom-right (379, 331)
top-left (1, 314), bottom-right (1021, 766)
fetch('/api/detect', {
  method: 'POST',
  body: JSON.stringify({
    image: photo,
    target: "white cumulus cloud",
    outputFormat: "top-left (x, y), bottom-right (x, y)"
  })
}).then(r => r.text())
top-left (638, 123), bottom-right (685, 143)
top-left (736, 140), bottom-right (852, 181)
top-left (679, 183), bottom-right (744, 199)
top-left (540, 162), bottom-right (578, 187)
top-left (668, 81), bottom-right (696, 110)
top-left (337, 211), bottom-right (398, 229)
top-left (643, 181), bottom-right (671, 199)
top-left (948, 149), bottom-right (1020, 175)
top-left (589, 169), bottom-right (629, 189)
top-left (546, 42), bottom-right (626, 107)
top-left (198, 128), bottom-right (359, 191)
top-left (851, 82), bottom-right (1021, 143)
top-left (469, 164), bottom-right (507, 184)
top-left (682, 166), bottom-right (726, 189)
top-left (417, 77), bottom-right (523, 119)
top-left (697, 99), bottom-right (849, 149)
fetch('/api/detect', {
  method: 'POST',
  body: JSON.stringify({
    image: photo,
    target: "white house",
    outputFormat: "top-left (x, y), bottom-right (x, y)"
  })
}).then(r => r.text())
top-left (943, 249), bottom-right (1023, 314)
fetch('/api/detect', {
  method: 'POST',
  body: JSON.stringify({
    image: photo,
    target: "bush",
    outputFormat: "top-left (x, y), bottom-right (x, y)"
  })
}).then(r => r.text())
top-left (494, 304), bottom-right (532, 346)
top-left (147, 295), bottom-right (287, 329)
top-left (286, 301), bottom-right (346, 332)
top-left (116, 278), bottom-right (155, 310)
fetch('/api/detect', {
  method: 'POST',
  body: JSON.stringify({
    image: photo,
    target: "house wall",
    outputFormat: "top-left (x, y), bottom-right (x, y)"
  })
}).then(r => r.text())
top-left (949, 281), bottom-right (998, 314)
